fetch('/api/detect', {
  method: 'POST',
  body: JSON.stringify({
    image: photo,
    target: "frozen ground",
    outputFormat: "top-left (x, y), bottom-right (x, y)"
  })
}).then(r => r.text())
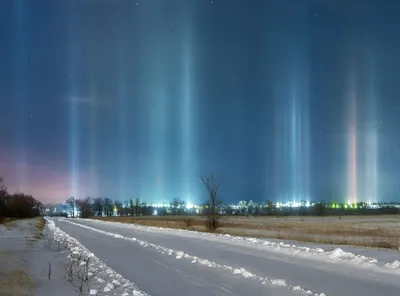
top-left (95, 215), bottom-right (400, 249)
top-left (51, 217), bottom-right (400, 296)
top-left (45, 218), bottom-right (148, 296)
top-left (0, 218), bottom-right (149, 296)
top-left (0, 218), bottom-right (75, 296)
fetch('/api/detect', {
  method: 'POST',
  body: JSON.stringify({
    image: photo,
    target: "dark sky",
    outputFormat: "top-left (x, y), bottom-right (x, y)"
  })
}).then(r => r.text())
top-left (1, 0), bottom-right (400, 204)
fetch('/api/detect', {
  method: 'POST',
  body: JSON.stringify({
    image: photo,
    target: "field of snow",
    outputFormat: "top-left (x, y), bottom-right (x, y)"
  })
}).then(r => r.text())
top-left (95, 215), bottom-right (400, 249)
top-left (49, 217), bottom-right (400, 296)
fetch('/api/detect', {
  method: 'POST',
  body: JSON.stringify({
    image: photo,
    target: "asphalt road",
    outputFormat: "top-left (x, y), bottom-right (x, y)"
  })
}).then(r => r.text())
top-left (52, 218), bottom-right (400, 296)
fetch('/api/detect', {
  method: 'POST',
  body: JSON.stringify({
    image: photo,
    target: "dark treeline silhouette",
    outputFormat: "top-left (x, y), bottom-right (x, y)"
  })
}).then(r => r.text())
top-left (59, 174), bottom-right (400, 220)
top-left (67, 196), bottom-right (176, 219)
top-left (66, 196), bottom-right (400, 220)
top-left (0, 177), bottom-right (43, 222)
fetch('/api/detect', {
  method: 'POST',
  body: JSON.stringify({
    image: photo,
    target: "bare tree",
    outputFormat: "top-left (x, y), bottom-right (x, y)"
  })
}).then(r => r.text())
top-left (76, 197), bottom-right (93, 218)
top-left (2, 193), bottom-right (41, 218)
top-left (0, 177), bottom-right (7, 221)
top-left (92, 197), bottom-right (104, 216)
top-left (0, 176), bottom-right (6, 194)
top-left (103, 197), bottom-right (114, 217)
top-left (128, 199), bottom-right (135, 216)
top-left (134, 197), bottom-right (141, 216)
top-left (65, 197), bottom-right (76, 218)
top-left (200, 174), bottom-right (222, 232)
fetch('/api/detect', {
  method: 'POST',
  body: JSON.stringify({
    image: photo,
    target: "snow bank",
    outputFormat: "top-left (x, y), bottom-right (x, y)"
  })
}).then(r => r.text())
top-left (87, 219), bottom-right (400, 272)
top-left (46, 218), bottom-right (149, 296)
top-left (62, 219), bottom-right (325, 296)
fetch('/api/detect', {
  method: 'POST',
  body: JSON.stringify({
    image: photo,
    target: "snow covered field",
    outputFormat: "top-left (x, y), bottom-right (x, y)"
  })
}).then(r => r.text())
top-left (49, 217), bottom-right (400, 296)
top-left (96, 215), bottom-right (400, 250)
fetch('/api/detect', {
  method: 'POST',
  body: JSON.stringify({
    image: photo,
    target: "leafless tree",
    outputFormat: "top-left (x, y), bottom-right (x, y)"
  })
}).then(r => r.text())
top-left (200, 174), bottom-right (222, 232)
top-left (0, 176), bottom-right (6, 194)
top-left (134, 197), bottom-right (141, 216)
top-left (76, 197), bottom-right (93, 218)
top-left (3, 193), bottom-right (41, 218)
top-left (66, 197), bottom-right (76, 218)
top-left (92, 197), bottom-right (104, 216)
top-left (103, 197), bottom-right (114, 217)
top-left (0, 177), bottom-right (7, 221)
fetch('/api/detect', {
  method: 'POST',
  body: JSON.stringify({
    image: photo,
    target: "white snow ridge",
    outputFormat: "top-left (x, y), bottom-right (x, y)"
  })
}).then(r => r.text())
top-left (45, 218), bottom-right (149, 296)
top-left (89, 218), bottom-right (400, 272)
top-left (63, 219), bottom-right (325, 296)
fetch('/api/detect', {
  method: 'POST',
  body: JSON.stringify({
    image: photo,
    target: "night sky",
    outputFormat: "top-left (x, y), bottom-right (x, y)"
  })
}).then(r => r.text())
top-left (1, 0), bottom-right (400, 204)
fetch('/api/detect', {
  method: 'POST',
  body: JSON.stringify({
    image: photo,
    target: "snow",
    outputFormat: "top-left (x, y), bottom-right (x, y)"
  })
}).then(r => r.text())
top-left (62, 219), bottom-right (325, 296)
top-left (385, 260), bottom-right (400, 269)
top-left (45, 218), bottom-right (149, 296)
top-left (0, 220), bottom-right (72, 296)
top-left (86, 218), bottom-right (400, 273)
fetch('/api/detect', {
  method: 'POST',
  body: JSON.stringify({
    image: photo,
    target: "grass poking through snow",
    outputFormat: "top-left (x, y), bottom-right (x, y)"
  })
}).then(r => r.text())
top-left (92, 215), bottom-right (400, 250)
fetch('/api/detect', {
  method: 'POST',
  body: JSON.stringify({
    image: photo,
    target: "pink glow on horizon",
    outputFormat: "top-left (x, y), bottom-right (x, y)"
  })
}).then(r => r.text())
top-left (0, 159), bottom-right (97, 204)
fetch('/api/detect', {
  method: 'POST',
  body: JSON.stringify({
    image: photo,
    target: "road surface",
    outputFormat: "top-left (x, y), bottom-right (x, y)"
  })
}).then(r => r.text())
top-left (52, 218), bottom-right (400, 296)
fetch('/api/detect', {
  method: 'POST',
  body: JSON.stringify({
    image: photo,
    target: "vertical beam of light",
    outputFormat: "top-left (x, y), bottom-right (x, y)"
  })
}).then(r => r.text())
top-left (289, 86), bottom-right (299, 198)
top-left (365, 55), bottom-right (378, 202)
top-left (67, 4), bottom-right (79, 198)
top-left (117, 40), bottom-right (128, 201)
top-left (288, 75), bottom-right (310, 202)
top-left (181, 29), bottom-right (195, 202)
top-left (14, 0), bottom-right (27, 192)
top-left (302, 78), bottom-right (310, 202)
top-left (347, 66), bottom-right (358, 203)
top-left (273, 10), bottom-right (310, 203)
top-left (149, 48), bottom-right (167, 201)
top-left (273, 88), bottom-right (284, 200)
top-left (154, 86), bottom-right (167, 200)
top-left (89, 65), bottom-right (98, 197)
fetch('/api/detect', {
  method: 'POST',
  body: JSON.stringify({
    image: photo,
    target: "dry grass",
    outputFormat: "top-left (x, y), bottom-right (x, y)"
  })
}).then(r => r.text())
top-left (0, 218), bottom-right (19, 230)
top-left (93, 215), bottom-right (400, 250)
top-left (35, 217), bottom-right (46, 232)
top-left (0, 250), bottom-right (34, 296)
top-left (0, 269), bottom-right (34, 296)
top-left (32, 217), bottom-right (46, 240)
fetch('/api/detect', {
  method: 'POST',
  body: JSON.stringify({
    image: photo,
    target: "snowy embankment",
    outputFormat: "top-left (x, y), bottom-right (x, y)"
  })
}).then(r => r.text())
top-left (88, 218), bottom-right (400, 273)
top-left (62, 219), bottom-right (326, 296)
top-left (46, 218), bottom-right (149, 296)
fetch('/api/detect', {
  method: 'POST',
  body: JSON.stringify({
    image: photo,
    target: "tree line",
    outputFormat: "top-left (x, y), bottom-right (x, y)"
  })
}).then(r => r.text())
top-left (47, 172), bottom-right (399, 228)
top-left (0, 177), bottom-right (43, 222)
top-left (57, 174), bottom-right (223, 231)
